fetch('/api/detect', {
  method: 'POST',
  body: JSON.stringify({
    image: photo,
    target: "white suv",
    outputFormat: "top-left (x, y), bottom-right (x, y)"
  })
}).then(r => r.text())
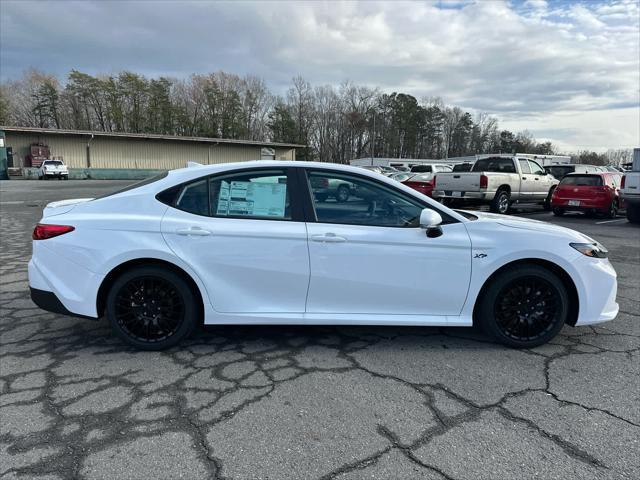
top-left (38, 160), bottom-right (69, 180)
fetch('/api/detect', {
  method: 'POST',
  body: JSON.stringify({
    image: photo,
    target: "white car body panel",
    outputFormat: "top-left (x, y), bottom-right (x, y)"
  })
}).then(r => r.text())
top-left (28, 161), bottom-right (618, 331)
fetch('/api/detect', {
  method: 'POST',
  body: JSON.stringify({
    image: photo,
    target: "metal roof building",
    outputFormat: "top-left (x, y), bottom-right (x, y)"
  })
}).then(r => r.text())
top-left (0, 126), bottom-right (303, 171)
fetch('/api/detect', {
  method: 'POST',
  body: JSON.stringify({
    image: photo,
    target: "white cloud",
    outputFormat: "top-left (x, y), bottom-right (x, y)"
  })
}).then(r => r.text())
top-left (0, 0), bottom-right (638, 151)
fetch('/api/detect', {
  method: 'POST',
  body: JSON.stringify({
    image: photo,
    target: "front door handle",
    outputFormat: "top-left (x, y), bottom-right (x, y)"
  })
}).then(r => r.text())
top-left (522, 176), bottom-right (527, 180)
top-left (176, 227), bottom-right (212, 236)
top-left (310, 233), bottom-right (347, 243)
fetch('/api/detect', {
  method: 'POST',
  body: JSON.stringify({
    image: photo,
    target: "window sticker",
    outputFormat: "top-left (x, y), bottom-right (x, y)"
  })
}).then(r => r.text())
top-left (216, 180), bottom-right (286, 218)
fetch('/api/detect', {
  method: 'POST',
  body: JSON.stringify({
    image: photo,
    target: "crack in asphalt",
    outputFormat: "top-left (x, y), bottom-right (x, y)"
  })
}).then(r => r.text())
top-left (2, 195), bottom-right (639, 480)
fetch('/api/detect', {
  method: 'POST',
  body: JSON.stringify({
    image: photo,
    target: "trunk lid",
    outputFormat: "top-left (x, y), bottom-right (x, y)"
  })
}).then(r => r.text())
top-left (42, 198), bottom-right (93, 218)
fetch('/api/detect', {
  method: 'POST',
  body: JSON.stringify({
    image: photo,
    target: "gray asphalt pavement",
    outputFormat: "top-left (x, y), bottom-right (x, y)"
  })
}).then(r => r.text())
top-left (1, 179), bottom-right (639, 480)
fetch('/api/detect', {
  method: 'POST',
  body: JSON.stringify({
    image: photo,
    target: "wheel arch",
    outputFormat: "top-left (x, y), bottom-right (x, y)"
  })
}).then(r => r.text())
top-left (496, 184), bottom-right (511, 194)
top-left (473, 258), bottom-right (579, 327)
top-left (96, 258), bottom-right (205, 321)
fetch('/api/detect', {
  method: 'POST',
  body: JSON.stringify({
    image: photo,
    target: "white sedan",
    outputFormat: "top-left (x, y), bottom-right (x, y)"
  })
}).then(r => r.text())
top-left (28, 161), bottom-right (618, 350)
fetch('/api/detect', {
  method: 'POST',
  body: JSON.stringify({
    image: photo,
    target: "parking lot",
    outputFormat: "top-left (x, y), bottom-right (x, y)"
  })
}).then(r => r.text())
top-left (1, 179), bottom-right (638, 480)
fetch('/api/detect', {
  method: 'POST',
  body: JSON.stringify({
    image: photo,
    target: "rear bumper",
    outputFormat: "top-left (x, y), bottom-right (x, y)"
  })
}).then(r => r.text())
top-left (28, 247), bottom-right (103, 318)
top-left (30, 288), bottom-right (95, 320)
top-left (434, 191), bottom-right (489, 201)
top-left (551, 197), bottom-right (611, 211)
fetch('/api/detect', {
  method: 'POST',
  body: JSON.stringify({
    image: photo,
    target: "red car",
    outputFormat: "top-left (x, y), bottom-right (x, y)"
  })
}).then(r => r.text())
top-left (551, 172), bottom-right (622, 218)
top-left (402, 173), bottom-right (436, 197)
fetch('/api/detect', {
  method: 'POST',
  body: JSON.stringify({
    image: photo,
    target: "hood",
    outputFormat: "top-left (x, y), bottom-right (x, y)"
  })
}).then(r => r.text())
top-left (460, 210), bottom-right (592, 242)
top-left (43, 198), bottom-right (93, 217)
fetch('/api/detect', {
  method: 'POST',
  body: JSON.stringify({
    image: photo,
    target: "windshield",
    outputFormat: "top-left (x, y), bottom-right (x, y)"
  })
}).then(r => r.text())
top-left (560, 175), bottom-right (603, 186)
top-left (410, 165), bottom-right (432, 173)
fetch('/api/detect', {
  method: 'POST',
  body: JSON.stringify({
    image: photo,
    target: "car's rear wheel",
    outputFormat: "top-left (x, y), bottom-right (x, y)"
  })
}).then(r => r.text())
top-left (605, 199), bottom-right (618, 219)
top-left (477, 265), bottom-right (568, 348)
top-left (106, 266), bottom-right (197, 350)
top-left (552, 207), bottom-right (564, 216)
top-left (490, 190), bottom-right (511, 214)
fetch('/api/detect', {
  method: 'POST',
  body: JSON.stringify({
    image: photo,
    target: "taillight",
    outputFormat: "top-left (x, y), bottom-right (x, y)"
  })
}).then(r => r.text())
top-left (479, 174), bottom-right (488, 189)
top-left (32, 224), bottom-right (75, 240)
top-left (621, 176), bottom-right (626, 188)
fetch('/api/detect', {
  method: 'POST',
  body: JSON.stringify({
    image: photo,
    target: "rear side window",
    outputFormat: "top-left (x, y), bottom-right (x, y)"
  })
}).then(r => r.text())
top-left (471, 158), bottom-right (516, 173)
top-left (175, 179), bottom-right (209, 216)
top-left (560, 175), bottom-right (603, 186)
top-left (210, 170), bottom-right (290, 219)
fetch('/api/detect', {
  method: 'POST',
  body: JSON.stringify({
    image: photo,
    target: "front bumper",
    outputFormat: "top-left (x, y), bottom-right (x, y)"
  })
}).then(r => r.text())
top-left (573, 256), bottom-right (619, 326)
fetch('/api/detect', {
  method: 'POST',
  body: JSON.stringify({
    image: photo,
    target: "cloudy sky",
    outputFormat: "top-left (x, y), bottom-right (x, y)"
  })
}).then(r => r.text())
top-left (1, 0), bottom-right (638, 152)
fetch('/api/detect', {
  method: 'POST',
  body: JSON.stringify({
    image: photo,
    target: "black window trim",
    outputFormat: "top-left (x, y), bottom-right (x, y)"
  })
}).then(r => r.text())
top-left (156, 166), bottom-right (304, 222)
top-left (299, 167), bottom-right (459, 227)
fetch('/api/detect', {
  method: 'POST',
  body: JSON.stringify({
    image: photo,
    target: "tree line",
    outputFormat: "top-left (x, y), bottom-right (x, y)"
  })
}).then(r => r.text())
top-left (0, 68), bottom-right (624, 164)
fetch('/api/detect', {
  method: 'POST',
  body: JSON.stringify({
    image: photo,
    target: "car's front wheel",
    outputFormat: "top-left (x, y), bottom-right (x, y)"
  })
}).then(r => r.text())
top-left (476, 265), bottom-right (568, 348)
top-left (105, 266), bottom-right (198, 350)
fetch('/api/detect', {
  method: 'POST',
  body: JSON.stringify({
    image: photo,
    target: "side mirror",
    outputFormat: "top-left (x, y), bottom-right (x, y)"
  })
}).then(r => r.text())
top-left (419, 209), bottom-right (443, 238)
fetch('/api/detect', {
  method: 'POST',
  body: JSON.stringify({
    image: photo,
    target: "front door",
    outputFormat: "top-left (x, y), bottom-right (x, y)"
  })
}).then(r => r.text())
top-left (161, 168), bottom-right (309, 313)
top-left (303, 170), bottom-right (472, 316)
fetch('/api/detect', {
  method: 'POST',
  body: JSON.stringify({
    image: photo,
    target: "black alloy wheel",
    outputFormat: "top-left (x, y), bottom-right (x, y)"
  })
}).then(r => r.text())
top-left (477, 265), bottom-right (568, 348)
top-left (106, 266), bottom-right (197, 350)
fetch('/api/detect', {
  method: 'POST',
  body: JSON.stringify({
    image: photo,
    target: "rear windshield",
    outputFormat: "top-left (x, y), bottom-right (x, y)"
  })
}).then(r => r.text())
top-left (545, 166), bottom-right (574, 178)
top-left (453, 163), bottom-right (472, 172)
top-left (44, 160), bottom-right (63, 166)
top-left (471, 157), bottom-right (516, 173)
top-left (560, 175), bottom-right (602, 186)
top-left (410, 165), bottom-right (433, 173)
top-left (95, 171), bottom-right (169, 199)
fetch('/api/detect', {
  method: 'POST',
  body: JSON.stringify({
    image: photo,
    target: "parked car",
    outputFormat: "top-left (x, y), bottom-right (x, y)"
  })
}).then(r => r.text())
top-left (620, 148), bottom-right (640, 223)
top-left (551, 172), bottom-right (622, 218)
top-left (402, 173), bottom-right (436, 197)
top-left (310, 176), bottom-right (353, 202)
top-left (29, 161), bottom-right (618, 350)
top-left (453, 163), bottom-right (473, 172)
top-left (389, 172), bottom-right (413, 182)
top-left (434, 156), bottom-right (558, 214)
top-left (544, 164), bottom-right (603, 180)
top-left (410, 163), bottom-right (453, 174)
top-left (38, 159), bottom-right (69, 180)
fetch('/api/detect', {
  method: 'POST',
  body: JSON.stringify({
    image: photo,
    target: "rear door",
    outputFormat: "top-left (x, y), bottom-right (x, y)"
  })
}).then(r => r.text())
top-left (160, 168), bottom-right (310, 313)
top-left (528, 160), bottom-right (553, 199)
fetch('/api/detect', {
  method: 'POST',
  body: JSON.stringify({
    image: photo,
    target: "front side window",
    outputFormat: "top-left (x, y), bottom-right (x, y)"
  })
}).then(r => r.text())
top-left (210, 170), bottom-right (290, 220)
top-left (307, 170), bottom-right (444, 227)
top-left (518, 160), bottom-right (531, 174)
top-left (528, 160), bottom-right (545, 175)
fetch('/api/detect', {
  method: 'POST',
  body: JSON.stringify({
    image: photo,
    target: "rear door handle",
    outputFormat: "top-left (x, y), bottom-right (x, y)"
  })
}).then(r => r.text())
top-left (522, 176), bottom-right (527, 180)
top-left (310, 233), bottom-right (347, 243)
top-left (176, 227), bottom-right (212, 236)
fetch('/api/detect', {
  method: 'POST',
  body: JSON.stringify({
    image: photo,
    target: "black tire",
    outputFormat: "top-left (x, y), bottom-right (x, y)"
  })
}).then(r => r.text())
top-left (336, 185), bottom-right (350, 203)
top-left (476, 265), bottom-right (569, 348)
top-left (552, 208), bottom-right (564, 216)
top-left (543, 187), bottom-right (555, 211)
top-left (490, 189), bottom-right (510, 214)
top-left (627, 203), bottom-right (640, 224)
top-left (605, 199), bottom-right (618, 219)
top-left (105, 266), bottom-right (198, 350)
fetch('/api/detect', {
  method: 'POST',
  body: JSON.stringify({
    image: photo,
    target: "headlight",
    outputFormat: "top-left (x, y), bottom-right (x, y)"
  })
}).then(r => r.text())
top-left (570, 242), bottom-right (608, 258)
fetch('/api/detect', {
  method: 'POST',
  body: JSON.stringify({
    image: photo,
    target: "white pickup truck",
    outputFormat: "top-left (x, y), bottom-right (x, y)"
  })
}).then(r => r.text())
top-left (621, 148), bottom-right (640, 223)
top-left (433, 155), bottom-right (559, 214)
top-left (38, 159), bottom-right (69, 180)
